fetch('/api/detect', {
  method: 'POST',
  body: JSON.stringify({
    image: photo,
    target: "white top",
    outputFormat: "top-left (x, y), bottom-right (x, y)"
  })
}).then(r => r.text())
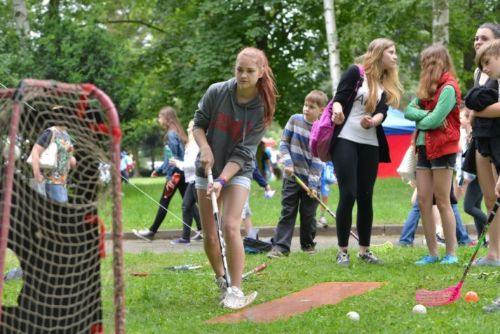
top-left (338, 79), bottom-right (382, 146)
top-left (173, 141), bottom-right (199, 183)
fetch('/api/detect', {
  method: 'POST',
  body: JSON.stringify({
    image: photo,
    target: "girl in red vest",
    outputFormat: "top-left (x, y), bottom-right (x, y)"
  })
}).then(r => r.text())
top-left (405, 45), bottom-right (461, 265)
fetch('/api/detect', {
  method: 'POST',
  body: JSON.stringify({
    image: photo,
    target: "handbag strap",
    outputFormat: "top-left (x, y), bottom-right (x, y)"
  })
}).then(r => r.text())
top-left (47, 127), bottom-right (57, 146)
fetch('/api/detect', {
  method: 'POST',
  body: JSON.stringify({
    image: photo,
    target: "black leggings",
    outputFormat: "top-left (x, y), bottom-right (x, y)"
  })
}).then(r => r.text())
top-left (181, 182), bottom-right (202, 240)
top-left (464, 177), bottom-right (486, 236)
top-left (332, 138), bottom-right (379, 247)
top-left (149, 173), bottom-right (187, 233)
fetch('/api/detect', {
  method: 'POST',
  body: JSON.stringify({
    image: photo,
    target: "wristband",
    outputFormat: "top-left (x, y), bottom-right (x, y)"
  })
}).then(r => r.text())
top-left (214, 177), bottom-right (227, 187)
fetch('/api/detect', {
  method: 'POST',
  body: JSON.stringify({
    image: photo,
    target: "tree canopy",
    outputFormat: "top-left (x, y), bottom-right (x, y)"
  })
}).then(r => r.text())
top-left (1, 0), bottom-right (499, 155)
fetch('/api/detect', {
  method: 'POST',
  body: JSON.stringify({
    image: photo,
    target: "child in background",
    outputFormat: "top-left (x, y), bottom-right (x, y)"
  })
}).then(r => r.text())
top-left (398, 181), bottom-right (473, 246)
top-left (317, 161), bottom-right (336, 228)
top-left (133, 107), bottom-right (188, 242)
top-left (267, 90), bottom-right (328, 258)
top-left (31, 124), bottom-right (77, 203)
top-left (169, 120), bottom-right (203, 244)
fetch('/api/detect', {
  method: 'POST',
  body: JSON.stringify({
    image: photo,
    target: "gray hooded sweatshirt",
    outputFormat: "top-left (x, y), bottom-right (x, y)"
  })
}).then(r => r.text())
top-left (193, 78), bottom-right (266, 179)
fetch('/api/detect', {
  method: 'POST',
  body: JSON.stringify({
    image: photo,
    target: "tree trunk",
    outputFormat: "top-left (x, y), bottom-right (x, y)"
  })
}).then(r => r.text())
top-left (48, 0), bottom-right (60, 21)
top-left (323, 0), bottom-right (341, 96)
top-left (12, 0), bottom-right (30, 37)
top-left (432, 0), bottom-right (449, 46)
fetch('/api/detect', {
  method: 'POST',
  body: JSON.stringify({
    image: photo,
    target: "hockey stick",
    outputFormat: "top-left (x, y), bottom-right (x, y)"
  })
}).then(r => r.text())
top-left (293, 174), bottom-right (393, 250)
top-left (416, 199), bottom-right (500, 306)
top-left (242, 263), bottom-right (267, 280)
top-left (207, 170), bottom-right (232, 288)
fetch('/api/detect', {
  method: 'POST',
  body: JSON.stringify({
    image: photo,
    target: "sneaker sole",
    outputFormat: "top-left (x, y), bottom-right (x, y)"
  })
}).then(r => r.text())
top-left (132, 229), bottom-right (154, 242)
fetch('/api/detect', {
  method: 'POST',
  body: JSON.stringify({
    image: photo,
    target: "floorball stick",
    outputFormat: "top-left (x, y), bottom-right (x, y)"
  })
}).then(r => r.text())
top-left (207, 170), bottom-right (232, 287)
top-left (416, 199), bottom-right (500, 306)
top-left (242, 263), bottom-right (267, 280)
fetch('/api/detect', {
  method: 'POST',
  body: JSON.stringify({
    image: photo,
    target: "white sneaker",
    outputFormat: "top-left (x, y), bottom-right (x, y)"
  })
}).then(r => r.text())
top-left (317, 216), bottom-right (328, 228)
top-left (222, 286), bottom-right (257, 309)
top-left (132, 228), bottom-right (155, 242)
top-left (264, 189), bottom-right (276, 198)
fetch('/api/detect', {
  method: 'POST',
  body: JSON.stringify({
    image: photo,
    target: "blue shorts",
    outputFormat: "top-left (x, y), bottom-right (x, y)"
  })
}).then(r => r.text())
top-left (195, 175), bottom-right (251, 190)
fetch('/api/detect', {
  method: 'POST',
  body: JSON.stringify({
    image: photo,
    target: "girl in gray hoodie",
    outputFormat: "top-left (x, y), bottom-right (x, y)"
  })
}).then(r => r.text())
top-left (193, 47), bottom-right (277, 309)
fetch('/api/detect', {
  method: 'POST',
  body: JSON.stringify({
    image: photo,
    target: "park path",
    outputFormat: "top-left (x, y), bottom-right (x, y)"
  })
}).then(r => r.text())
top-left (108, 223), bottom-right (479, 254)
top-left (108, 233), bottom-right (428, 254)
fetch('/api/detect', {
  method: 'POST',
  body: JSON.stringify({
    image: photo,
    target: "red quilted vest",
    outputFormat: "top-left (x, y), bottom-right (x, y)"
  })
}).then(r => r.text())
top-left (419, 72), bottom-right (461, 160)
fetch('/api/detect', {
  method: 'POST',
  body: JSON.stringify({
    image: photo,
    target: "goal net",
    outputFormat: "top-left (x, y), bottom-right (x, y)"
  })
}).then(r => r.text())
top-left (0, 80), bottom-right (124, 333)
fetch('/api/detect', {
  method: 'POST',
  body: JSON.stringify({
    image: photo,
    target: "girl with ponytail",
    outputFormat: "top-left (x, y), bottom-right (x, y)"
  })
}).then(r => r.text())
top-left (192, 47), bottom-right (277, 309)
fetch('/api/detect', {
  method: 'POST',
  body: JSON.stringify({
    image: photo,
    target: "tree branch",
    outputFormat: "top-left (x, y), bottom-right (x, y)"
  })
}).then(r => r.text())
top-left (104, 19), bottom-right (166, 33)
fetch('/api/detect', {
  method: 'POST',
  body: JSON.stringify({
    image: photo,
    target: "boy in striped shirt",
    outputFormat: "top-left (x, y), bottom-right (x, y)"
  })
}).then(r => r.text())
top-left (267, 90), bottom-right (328, 257)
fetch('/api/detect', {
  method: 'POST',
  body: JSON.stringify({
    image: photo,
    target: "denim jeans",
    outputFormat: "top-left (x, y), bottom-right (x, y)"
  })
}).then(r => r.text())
top-left (45, 183), bottom-right (68, 203)
top-left (454, 204), bottom-right (472, 244)
top-left (399, 201), bottom-right (471, 245)
top-left (399, 202), bottom-right (420, 245)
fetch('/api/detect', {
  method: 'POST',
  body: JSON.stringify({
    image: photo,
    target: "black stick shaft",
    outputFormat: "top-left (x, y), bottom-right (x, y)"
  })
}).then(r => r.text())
top-left (459, 199), bottom-right (500, 283)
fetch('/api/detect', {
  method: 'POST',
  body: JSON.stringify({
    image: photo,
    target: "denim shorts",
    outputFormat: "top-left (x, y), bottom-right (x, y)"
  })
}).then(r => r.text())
top-left (416, 145), bottom-right (456, 170)
top-left (195, 175), bottom-right (251, 190)
top-left (45, 183), bottom-right (69, 203)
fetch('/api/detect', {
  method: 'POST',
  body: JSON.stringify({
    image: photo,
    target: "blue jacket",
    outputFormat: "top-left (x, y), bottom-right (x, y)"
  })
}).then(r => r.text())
top-left (156, 130), bottom-right (185, 178)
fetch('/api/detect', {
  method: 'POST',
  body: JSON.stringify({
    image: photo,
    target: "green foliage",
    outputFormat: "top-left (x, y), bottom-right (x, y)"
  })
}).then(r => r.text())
top-left (1, 0), bottom-right (500, 157)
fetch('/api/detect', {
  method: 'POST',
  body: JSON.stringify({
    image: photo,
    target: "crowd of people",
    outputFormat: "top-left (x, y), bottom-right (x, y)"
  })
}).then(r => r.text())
top-left (122, 24), bottom-right (500, 311)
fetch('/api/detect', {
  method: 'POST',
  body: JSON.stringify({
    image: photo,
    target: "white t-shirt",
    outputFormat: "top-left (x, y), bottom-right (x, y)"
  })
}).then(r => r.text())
top-left (338, 79), bottom-right (382, 146)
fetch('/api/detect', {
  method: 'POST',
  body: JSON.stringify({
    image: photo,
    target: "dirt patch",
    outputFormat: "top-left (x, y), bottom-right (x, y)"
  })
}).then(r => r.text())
top-left (207, 281), bottom-right (384, 323)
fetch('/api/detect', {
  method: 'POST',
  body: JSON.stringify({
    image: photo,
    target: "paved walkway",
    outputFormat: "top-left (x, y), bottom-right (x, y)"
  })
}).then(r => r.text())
top-left (108, 230), bottom-right (436, 254)
top-left (108, 223), bottom-right (478, 254)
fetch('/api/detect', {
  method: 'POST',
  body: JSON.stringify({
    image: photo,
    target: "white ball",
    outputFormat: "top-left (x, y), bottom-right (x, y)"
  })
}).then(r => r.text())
top-left (412, 304), bottom-right (427, 314)
top-left (346, 311), bottom-right (360, 321)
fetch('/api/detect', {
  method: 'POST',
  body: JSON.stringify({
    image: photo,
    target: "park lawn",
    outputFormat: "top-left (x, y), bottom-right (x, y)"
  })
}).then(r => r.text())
top-left (98, 246), bottom-right (499, 333)
top-left (112, 176), bottom-right (473, 232)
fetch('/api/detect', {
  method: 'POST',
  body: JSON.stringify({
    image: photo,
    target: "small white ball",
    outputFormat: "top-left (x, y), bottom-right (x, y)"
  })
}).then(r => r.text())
top-left (346, 311), bottom-right (360, 321)
top-left (412, 304), bottom-right (427, 314)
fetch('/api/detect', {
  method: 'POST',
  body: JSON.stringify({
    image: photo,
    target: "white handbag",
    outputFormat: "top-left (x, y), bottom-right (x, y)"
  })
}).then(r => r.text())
top-left (397, 145), bottom-right (416, 182)
top-left (27, 128), bottom-right (58, 169)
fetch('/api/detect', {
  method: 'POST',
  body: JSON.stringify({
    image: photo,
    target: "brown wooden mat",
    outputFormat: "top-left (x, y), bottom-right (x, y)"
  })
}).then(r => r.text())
top-left (207, 281), bottom-right (384, 323)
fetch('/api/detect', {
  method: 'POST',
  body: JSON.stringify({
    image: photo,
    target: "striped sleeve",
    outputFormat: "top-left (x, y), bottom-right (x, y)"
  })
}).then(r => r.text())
top-left (279, 114), bottom-right (322, 190)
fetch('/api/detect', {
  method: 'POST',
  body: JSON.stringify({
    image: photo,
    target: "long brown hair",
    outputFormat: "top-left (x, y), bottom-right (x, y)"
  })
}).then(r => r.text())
top-left (357, 38), bottom-right (402, 112)
top-left (159, 106), bottom-right (188, 144)
top-left (416, 45), bottom-right (456, 100)
top-left (236, 47), bottom-right (277, 127)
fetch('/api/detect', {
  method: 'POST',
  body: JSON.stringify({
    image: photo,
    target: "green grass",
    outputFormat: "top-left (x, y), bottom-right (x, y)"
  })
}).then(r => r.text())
top-left (113, 176), bottom-right (473, 232)
top-left (94, 246), bottom-right (499, 333)
top-left (2, 177), bottom-right (494, 333)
